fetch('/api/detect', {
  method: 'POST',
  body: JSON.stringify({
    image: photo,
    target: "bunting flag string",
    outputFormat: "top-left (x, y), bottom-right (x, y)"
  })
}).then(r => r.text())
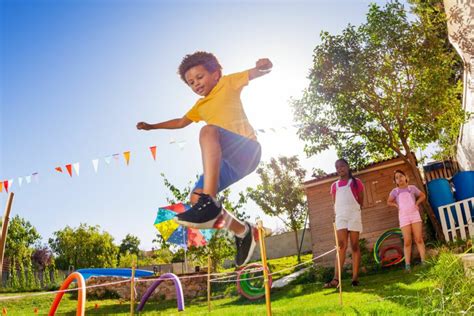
top-left (1, 124), bottom-right (296, 193)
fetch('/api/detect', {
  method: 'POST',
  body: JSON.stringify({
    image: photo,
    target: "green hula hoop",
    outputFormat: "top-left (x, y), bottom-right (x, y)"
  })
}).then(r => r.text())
top-left (373, 228), bottom-right (405, 265)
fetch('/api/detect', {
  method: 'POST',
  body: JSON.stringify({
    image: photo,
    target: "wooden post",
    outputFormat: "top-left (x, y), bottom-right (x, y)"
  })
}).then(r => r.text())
top-left (256, 219), bottom-right (272, 316)
top-left (0, 193), bottom-right (14, 286)
top-left (207, 254), bottom-right (211, 312)
top-left (333, 223), bottom-right (342, 306)
top-left (130, 258), bottom-right (136, 316)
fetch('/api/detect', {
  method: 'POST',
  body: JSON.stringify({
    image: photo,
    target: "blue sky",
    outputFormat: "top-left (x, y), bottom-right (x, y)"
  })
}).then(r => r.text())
top-left (1, 0), bottom-right (409, 250)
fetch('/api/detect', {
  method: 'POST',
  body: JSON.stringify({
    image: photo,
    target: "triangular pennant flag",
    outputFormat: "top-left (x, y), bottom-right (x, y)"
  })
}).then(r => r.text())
top-left (8, 179), bottom-right (13, 191)
top-left (149, 146), bottom-right (157, 161)
top-left (73, 163), bottom-right (80, 176)
top-left (65, 164), bottom-right (73, 177)
top-left (0, 182), bottom-right (3, 193)
top-left (112, 154), bottom-right (120, 161)
top-left (3, 180), bottom-right (8, 193)
top-left (104, 156), bottom-right (112, 165)
top-left (55, 167), bottom-right (63, 173)
top-left (32, 173), bottom-right (39, 183)
top-left (18, 177), bottom-right (23, 187)
top-left (26, 176), bottom-right (31, 184)
top-left (123, 151), bottom-right (130, 166)
top-left (92, 159), bottom-right (99, 173)
top-left (169, 138), bottom-right (176, 144)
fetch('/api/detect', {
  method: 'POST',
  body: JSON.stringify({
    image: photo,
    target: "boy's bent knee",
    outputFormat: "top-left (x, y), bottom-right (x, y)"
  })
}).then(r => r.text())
top-left (200, 125), bottom-right (219, 138)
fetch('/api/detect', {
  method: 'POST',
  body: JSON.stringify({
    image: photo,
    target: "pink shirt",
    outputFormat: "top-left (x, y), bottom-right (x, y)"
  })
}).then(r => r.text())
top-left (389, 185), bottom-right (422, 206)
top-left (330, 178), bottom-right (364, 204)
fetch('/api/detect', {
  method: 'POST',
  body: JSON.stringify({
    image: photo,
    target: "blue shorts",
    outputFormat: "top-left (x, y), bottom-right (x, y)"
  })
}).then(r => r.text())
top-left (193, 127), bottom-right (261, 193)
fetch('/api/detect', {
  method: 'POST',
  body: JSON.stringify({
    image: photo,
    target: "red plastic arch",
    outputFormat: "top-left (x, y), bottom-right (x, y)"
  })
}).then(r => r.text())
top-left (49, 272), bottom-right (86, 316)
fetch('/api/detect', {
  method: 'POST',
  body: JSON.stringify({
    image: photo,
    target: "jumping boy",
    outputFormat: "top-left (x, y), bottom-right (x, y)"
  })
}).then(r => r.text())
top-left (137, 51), bottom-right (272, 266)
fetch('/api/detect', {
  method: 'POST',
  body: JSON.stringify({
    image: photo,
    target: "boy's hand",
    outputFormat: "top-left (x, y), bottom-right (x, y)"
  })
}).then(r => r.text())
top-left (137, 122), bottom-right (152, 130)
top-left (256, 58), bottom-right (273, 72)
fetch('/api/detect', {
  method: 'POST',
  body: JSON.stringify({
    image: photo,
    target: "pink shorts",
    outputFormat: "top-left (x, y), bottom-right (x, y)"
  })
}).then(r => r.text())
top-left (399, 211), bottom-right (422, 228)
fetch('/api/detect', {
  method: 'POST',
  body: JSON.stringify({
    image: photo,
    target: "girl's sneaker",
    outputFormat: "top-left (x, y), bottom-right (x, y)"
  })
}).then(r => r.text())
top-left (405, 263), bottom-right (411, 272)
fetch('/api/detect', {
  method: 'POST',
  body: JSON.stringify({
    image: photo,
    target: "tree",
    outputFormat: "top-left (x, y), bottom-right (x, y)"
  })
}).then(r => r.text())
top-left (48, 224), bottom-right (118, 270)
top-left (3, 216), bottom-right (41, 290)
top-left (119, 234), bottom-right (140, 257)
top-left (5, 215), bottom-right (41, 271)
top-left (247, 156), bottom-right (307, 262)
top-left (292, 1), bottom-right (465, 238)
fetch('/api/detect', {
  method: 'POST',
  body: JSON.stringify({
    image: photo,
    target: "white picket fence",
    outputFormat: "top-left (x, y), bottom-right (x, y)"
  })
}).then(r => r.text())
top-left (437, 197), bottom-right (474, 242)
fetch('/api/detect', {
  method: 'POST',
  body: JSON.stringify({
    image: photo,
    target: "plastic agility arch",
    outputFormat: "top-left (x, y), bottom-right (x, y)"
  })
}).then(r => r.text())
top-left (49, 272), bottom-right (86, 316)
top-left (373, 228), bottom-right (405, 267)
top-left (136, 273), bottom-right (184, 312)
top-left (237, 263), bottom-right (272, 300)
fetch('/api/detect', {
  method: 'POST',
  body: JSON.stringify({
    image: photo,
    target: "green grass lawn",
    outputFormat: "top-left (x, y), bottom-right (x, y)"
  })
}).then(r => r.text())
top-left (0, 267), bottom-right (435, 315)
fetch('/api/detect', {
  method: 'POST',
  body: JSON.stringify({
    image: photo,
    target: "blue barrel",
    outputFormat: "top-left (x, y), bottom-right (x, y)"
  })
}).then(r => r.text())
top-left (452, 171), bottom-right (474, 201)
top-left (427, 178), bottom-right (456, 228)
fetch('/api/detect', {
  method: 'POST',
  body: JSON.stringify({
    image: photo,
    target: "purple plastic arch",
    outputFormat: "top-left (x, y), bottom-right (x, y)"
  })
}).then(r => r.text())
top-left (136, 273), bottom-right (185, 312)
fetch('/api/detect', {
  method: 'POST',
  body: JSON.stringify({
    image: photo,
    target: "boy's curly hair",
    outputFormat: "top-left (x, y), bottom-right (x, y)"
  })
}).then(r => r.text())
top-left (178, 51), bottom-right (222, 83)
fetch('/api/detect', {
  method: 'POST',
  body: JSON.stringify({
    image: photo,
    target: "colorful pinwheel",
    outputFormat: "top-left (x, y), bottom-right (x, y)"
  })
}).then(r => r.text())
top-left (154, 203), bottom-right (215, 248)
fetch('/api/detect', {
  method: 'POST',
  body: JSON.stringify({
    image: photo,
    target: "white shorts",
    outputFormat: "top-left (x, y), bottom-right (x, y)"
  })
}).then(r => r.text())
top-left (335, 212), bottom-right (363, 232)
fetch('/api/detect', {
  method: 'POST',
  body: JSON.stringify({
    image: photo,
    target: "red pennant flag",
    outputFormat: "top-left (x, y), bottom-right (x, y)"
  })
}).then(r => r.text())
top-left (55, 167), bottom-right (63, 173)
top-left (150, 146), bottom-right (157, 161)
top-left (3, 180), bottom-right (8, 193)
top-left (65, 164), bottom-right (73, 177)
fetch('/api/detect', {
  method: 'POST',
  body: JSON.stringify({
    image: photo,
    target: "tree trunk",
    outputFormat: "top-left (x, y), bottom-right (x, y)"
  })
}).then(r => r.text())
top-left (293, 229), bottom-right (301, 263)
top-left (405, 152), bottom-right (444, 240)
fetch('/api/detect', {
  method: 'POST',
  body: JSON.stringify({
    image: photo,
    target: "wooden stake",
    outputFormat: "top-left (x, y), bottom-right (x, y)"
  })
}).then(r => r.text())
top-left (256, 219), bottom-right (272, 316)
top-left (0, 193), bottom-right (14, 286)
top-left (333, 223), bottom-right (343, 306)
top-left (207, 254), bottom-right (211, 312)
top-left (130, 258), bottom-right (136, 316)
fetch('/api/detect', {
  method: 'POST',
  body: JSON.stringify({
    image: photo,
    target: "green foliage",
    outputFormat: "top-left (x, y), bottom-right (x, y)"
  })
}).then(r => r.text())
top-left (117, 234), bottom-right (141, 264)
top-left (292, 1), bottom-right (466, 168)
top-left (247, 156), bottom-right (307, 260)
top-left (48, 223), bottom-right (118, 270)
top-left (420, 250), bottom-right (474, 314)
top-left (5, 215), bottom-right (41, 267)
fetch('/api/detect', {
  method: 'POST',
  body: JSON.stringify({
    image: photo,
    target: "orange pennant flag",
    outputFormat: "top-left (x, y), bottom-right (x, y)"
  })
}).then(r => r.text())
top-left (150, 146), bottom-right (157, 161)
top-left (55, 167), bottom-right (63, 173)
top-left (3, 181), bottom-right (8, 193)
top-left (123, 151), bottom-right (130, 166)
top-left (0, 182), bottom-right (3, 193)
top-left (65, 164), bottom-right (73, 177)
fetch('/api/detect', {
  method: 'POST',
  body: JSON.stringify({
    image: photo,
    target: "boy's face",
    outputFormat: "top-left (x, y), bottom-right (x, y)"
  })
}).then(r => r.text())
top-left (184, 65), bottom-right (220, 97)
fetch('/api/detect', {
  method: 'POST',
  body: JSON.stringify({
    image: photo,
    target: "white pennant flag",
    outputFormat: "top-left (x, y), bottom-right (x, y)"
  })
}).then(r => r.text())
top-left (32, 173), bottom-right (39, 183)
top-left (26, 176), bottom-right (32, 184)
top-left (169, 137), bottom-right (176, 144)
top-left (177, 141), bottom-right (186, 150)
top-left (92, 159), bottom-right (99, 173)
top-left (8, 179), bottom-right (13, 190)
top-left (104, 156), bottom-right (112, 165)
top-left (18, 177), bottom-right (23, 187)
top-left (73, 163), bottom-right (80, 176)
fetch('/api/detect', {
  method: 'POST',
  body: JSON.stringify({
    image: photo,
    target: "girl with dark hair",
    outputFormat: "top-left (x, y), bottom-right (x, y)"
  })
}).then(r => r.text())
top-left (387, 169), bottom-right (426, 271)
top-left (324, 158), bottom-right (364, 288)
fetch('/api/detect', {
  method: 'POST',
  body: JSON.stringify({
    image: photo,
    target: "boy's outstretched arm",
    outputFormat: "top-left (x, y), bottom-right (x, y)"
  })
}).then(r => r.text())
top-left (248, 58), bottom-right (273, 80)
top-left (137, 116), bottom-right (192, 131)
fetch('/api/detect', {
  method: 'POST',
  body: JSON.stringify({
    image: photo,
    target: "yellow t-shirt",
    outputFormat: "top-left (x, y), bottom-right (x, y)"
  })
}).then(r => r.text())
top-left (185, 71), bottom-right (257, 140)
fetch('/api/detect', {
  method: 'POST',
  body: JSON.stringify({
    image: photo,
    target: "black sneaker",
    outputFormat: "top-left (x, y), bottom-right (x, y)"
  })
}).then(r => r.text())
top-left (235, 222), bottom-right (258, 267)
top-left (174, 193), bottom-right (222, 229)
